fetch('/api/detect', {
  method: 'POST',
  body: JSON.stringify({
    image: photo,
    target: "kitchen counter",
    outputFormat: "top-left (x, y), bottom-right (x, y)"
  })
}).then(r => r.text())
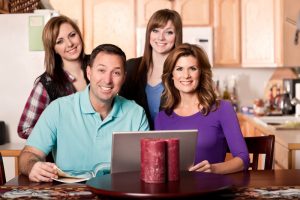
top-left (237, 113), bottom-right (300, 169)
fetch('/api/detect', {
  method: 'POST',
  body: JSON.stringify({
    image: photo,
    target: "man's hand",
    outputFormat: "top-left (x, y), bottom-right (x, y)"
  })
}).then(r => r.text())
top-left (189, 160), bottom-right (212, 173)
top-left (28, 161), bottom-right (58, 182)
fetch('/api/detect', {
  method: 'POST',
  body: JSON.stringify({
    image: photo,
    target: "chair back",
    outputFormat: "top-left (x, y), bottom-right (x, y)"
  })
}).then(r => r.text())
top-left (0, 152), bottom-right (6, 185)
top-left (245, 135), bottom-right (275, 170)
top-left (227, 135), bottom-right (275, 170)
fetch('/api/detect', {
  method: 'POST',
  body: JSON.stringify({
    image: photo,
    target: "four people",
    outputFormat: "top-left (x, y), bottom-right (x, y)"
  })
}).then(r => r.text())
top-left (155, 43), bottom-right (249, 174)
top-left (18, 15), bottom-right (89, 139)
top-left (17, 10), bottom-right (250, 182)
top-left (120, 9), bottom-right (182, 128)
top-left (19, 44), bottom-right (149, 182)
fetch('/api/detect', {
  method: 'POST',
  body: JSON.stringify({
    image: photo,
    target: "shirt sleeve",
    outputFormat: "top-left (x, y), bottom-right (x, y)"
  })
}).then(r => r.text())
top-left (219, 101), bottom-right (250, 170)
top-left (138, 109), bottom-right (150, 131)
top-left (26, 100), bottom-right (59, 155)
top-left (17, 82), bottom-right (50, 139)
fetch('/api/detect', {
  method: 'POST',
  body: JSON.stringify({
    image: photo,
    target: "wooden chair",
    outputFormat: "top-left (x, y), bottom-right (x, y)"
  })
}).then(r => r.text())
top-left (0, 152), bottom-right (6, 185)
top-left (227, 135), bottom-right (275, 170)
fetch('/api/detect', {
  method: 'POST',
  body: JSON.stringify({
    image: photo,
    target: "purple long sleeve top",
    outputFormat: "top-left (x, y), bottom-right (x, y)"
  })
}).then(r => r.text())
top-left (154, 100), bottom-right (250, 170)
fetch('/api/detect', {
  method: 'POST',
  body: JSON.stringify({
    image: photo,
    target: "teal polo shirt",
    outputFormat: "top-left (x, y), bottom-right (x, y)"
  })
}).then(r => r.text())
top-left (27, 86), bottom-right (149, 172)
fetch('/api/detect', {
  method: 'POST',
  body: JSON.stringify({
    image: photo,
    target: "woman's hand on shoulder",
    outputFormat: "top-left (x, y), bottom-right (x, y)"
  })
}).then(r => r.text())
top-left (189, 160), bottom-right (212, 173)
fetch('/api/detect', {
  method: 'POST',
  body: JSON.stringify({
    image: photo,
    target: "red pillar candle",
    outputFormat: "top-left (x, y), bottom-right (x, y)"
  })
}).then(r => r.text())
top-left (165, 138), bottom-right (180, 181)
top-left (140, 138), bottom-right (166, 183)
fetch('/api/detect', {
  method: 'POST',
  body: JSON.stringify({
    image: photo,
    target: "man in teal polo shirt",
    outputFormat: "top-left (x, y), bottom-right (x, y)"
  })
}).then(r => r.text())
top-left (19, 44), bottom-right (149, 182)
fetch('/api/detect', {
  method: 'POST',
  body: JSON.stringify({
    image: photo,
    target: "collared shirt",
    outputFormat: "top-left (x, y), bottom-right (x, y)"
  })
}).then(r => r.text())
top-left (27, 86), bottom-right (149, 171)
top-left (18, 73), bottom-right (76, 139)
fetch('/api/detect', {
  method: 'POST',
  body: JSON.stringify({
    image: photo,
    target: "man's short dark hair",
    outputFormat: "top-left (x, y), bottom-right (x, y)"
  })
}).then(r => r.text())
top-left (89, 44), bottom-right (126, 69)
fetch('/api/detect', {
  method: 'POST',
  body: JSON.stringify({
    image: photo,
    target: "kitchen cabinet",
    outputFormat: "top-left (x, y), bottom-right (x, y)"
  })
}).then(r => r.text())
top-left (48, 0), bottom-right (84, 33)
top-left (238, 114), bottom-right (253, 137)
top-left (137, 0), bottom-right (211, 26)
top-left (213, 0), bottom-right (240, 66)
top-left (50, 0), bottom-right (136, 57)
top-left (273, 140), bottom-right (289, 169)
top-left (282, 0), bottom-right (300, 67)
top-left (241, 0), bottom-right (282, 67)
top-left (214, 0), bottom-right (300, 67)
top-left (0, 0), bottom-right (9, 13)
top-left (83, 0), bottom-right (136, 57)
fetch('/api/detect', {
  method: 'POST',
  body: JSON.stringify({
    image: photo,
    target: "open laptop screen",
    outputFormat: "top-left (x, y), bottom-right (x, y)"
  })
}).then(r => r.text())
top-left (110, 129), bottom-right (198, 174)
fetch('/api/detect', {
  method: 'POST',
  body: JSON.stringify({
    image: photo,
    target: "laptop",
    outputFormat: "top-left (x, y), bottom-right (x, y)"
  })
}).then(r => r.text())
top-left (110, 129), bottom-right (198, 174)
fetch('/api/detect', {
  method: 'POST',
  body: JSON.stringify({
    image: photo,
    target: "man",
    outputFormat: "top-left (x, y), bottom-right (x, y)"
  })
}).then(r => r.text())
top-left (19, 44), bottom-right (149, 182)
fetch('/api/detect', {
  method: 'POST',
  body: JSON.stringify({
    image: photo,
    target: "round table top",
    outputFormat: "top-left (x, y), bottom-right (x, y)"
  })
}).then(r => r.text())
top-left (86, 171), bottom-right (233, 199)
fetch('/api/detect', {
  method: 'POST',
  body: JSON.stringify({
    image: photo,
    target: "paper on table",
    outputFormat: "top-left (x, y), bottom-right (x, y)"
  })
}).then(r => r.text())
top-left (52, 162), bottom-right (110, 183)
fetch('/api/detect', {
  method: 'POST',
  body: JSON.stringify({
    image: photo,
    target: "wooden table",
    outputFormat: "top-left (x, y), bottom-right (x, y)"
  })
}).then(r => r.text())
top-left (4, 170), bottom-right (300, 199)
top-left (0, 143), bottom-right (24, 175)
top-left (86, 170), bottom-right (300, 199)
top-left (3, 174), bottom-right (97, 199)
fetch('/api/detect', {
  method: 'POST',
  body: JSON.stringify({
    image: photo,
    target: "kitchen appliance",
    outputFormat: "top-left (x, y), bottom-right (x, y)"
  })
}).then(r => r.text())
top-left (0, 10), bottom-right (59, 144)
top-left (136, 27), bottom-right (213, 65)
top-left (283, 78), bottom-right (300, 115)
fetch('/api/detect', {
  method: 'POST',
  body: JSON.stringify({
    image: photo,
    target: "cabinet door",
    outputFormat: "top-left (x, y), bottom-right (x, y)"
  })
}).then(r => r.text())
top-left (174, 0), bottom-right (211, 26)
top-left (284, 0), bottom-right (300, 22)
top-left (283, 0), bottom-right (300, 66)
top-left (83, 0), bottom-right (135, 58)
top-left (213, 0), bottom-right (240, 66)
top-left (274, 141), bottom-right (289, 169)
top-left (137, 0), bottom-right (173, 27)
top-left (241, 0), bottom-right (282, 67)
top-left (49, 0), bottom-right (84, 34)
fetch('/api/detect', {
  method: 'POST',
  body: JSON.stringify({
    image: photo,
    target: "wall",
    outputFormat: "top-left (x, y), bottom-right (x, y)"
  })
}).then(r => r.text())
top-left (212, 67), bottom-right (276, 108)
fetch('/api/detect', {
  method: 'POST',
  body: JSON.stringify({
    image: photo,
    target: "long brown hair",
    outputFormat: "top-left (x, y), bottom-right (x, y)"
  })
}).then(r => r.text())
top-left (135, 9), bottom-right (182, 83)
top-left (161, 43), bottom-right (219, 115)
top-left (41, 15), bottom-right (86, 91)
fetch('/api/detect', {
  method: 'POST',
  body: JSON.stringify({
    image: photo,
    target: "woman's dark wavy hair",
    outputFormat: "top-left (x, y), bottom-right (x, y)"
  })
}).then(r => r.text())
top-left (161, 43), bottom-right (219, 115)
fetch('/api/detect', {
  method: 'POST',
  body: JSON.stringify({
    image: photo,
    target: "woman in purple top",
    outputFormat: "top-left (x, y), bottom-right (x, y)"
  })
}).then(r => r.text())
top-left (155, 43), bottom-right (249, 174)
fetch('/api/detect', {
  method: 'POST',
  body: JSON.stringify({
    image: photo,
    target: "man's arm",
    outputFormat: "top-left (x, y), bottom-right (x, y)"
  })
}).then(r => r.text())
top-left (19, 145), bottom-right (58, 182)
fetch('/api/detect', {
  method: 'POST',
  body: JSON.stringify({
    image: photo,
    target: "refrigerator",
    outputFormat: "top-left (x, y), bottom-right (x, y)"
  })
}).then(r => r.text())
top-left (0, 9), bottom-right (58, 180)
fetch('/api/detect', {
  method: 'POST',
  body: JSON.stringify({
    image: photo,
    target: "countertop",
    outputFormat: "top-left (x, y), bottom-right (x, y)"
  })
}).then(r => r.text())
top-left (238, 114), bottom-right (300, 150)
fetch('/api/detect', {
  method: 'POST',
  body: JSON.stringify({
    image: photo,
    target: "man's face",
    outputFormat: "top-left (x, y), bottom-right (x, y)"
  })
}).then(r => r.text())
top-left (87, 52), bottom-right (126, 106)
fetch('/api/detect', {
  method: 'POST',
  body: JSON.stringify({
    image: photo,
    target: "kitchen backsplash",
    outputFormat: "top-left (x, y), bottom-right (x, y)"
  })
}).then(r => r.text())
top-left (212, 67), bottom-right (288, 108)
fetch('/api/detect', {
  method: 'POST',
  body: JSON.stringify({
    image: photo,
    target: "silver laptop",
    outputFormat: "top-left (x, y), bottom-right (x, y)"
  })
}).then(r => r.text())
top-left (110, 129), bottom-right (198, 174)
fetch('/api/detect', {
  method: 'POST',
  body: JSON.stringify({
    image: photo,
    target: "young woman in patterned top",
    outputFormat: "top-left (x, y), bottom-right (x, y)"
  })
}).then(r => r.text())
top-left (18, 15), bottom-right (89, 139)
